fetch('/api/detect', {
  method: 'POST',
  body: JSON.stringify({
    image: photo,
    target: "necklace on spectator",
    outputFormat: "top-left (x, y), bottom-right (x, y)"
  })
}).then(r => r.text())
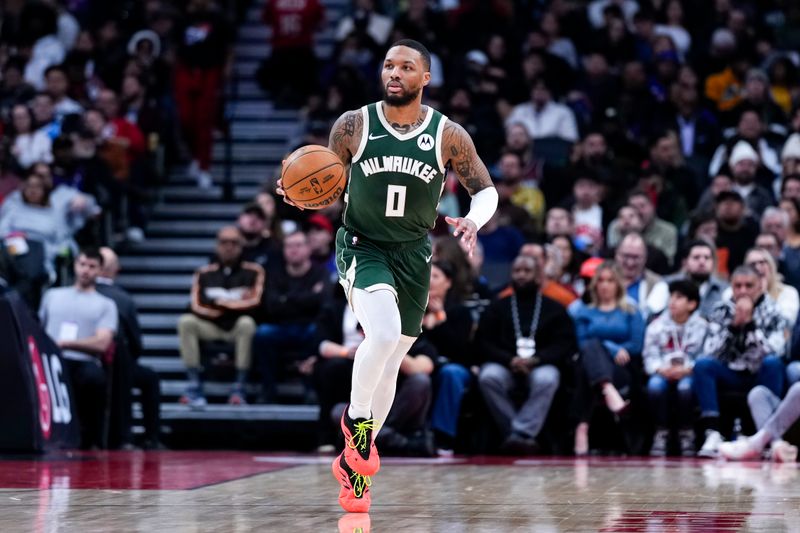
top-left (511, 290), bottom-right (542, 359)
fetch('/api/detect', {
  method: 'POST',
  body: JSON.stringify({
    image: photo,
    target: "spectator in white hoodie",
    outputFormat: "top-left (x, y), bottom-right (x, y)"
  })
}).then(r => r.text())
top-left (644, 279), bottom-right (709, 457)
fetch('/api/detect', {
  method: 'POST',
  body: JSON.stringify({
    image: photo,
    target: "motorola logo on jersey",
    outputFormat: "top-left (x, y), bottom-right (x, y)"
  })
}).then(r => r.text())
top-left (417, 133), bottom-right (434, 151)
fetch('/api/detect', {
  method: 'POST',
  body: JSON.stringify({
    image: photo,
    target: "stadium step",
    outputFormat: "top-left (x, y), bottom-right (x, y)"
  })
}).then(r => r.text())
top-left (121, 255), bottom-right (208, 273)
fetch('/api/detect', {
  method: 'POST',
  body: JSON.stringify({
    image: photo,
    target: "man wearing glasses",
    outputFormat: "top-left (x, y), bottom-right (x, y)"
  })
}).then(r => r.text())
top-left (177, 226), bottom-right (265, 408)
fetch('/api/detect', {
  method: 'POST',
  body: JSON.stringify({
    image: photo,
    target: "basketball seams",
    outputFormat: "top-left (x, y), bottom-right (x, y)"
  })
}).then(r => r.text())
top-left (282, 144), bottom-right (347, 209)
top-left (284, 161), bottom-right (344, 192)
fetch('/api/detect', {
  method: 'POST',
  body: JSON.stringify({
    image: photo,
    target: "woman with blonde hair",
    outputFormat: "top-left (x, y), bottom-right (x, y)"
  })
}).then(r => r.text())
top-left (743, 247), bottom-right (799, 326)
top-left (571, 261), bottom-right (645, 455)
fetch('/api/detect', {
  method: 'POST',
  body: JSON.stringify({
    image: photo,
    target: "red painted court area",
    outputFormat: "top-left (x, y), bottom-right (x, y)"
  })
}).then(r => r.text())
top-left (0, 451), bottom-right (295, 490)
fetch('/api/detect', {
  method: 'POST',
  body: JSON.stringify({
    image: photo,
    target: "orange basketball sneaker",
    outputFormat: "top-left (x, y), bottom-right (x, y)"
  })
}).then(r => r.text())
top-left (341, 408), bottom-right (380, 476)
top-left (332, 451), bottom-right (372, 513)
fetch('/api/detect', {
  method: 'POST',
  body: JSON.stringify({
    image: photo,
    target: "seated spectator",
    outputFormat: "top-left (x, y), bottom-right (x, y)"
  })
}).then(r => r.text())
top-left (614, 233), bottom-right (669, 318)
top-left (96, 247), bottom-right (163, 449)
top-left (739, 248), bottom-right (799, 327)
top-left (755, 232), bottom-right (784, 274)
top-left (177, 226), bottom-right (264, 407)
top-left (39, 248), bottom-right (117, 449)
top-left (8, 103), bottom-right (53, 170)
top-left (424, 261), bottom-right (478, 453)
top-left (0, 172), bottom-right (78, 278)
top-left (44, 64), bottom-right (83, 121)
top-left (495, 150), bottom-right (545, 233)
top-left (307, 213), bottom-right (336, 274)
top-left (779, 196), bottom-right (800, 291)
top-left (504, 77), bottom-right (579, 143)
top-left (513, 243), bottom-right (577, 307)
top-left (476, 212), bottom-right (524, 289)
top-left (572, 261), bottom-right (645, 456)
top-left (665, 240), bottom-right (729, 318)
top-left (709, 111), bottom-right (781, 180)
top-left (727, 140), bottom-right (775, 219)
top-left (715, 190), bottom-right (759, 272)
top-left (760, 207), bottom-right (789, 251)
top-left (550, 234), bottom-right (589, 297)
top-left (493, 172), bottom-right (539, 241)
top-left (694, 265), bottom-right (787, 458)
top-left (569, 169), bottom-right (605, 254)
top-left (606, 205), bottom-right (670, 275)
top-left (237, 202), bottom-right (280, 271)
top-left (544, 207), bottom-right (574, 241)
top-left (643, 280), bottom-right (709, 457)
top-left (31, 92), bottom-right (61, 140)
top-left (720, 382), bottom-right (799, 462)
top-left (477, 255), bottom-right (577, 455)
top-left (608, 190), bottom-right (678, 265)
top-left (780, 173), bottom-right (800, 202)
top-left (254, 230), bottom-right (330, 402)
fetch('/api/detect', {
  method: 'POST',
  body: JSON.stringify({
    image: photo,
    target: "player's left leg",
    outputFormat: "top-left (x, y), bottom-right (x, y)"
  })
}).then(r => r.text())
top-left (369, 241), bottom-right (433, 435)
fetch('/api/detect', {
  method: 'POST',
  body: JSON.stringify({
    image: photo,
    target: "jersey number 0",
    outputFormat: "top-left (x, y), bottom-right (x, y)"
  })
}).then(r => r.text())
top-left (385, 184), bottom-right (407, 217)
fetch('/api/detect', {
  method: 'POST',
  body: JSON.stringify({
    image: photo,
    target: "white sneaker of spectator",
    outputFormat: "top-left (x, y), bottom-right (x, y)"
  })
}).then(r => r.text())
top-left (698, 430), bottom-right (723, 458)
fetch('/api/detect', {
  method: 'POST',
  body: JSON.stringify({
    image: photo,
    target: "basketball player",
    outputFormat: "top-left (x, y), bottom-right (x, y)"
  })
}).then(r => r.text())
top-left (277, 39), bottom-right (498, 513)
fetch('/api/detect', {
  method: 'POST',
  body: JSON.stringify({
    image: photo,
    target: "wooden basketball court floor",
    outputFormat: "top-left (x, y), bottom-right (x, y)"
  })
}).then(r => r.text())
top-left (0, 451), bottom-right (798, 532)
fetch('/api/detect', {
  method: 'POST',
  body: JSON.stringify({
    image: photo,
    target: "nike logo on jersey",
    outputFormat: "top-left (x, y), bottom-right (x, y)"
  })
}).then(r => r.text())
top-left (425, 254), bottom-right (432, 263)
top-left (359, 156), bottom-right (439, 183)
top-left (368, 133), bottom-right (388, 140)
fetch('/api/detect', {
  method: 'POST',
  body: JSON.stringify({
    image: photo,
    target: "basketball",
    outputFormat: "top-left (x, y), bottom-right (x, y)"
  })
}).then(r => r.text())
top-left (281, 145), bottom-right (346, 210)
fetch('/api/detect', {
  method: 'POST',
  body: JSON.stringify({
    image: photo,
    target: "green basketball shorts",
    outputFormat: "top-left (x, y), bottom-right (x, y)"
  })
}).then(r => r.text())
top-left (335, 226), bottom-right (432, 337)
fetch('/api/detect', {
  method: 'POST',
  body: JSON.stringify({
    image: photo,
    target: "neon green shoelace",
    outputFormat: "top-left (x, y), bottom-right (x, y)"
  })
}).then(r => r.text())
top-left (347, 419), bottom-right (376, 453)
top-left (350, 471), bottom-right (372, 498)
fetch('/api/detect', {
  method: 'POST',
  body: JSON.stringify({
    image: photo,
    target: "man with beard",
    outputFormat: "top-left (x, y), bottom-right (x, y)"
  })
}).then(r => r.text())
top-left (237, 203), bottom-right (280, 270)
top-left (728, 140), bottom-right (774, 218)
top-left (715, 190), bottom-right (759, 272)
top-left (277, 39), bottom-right (497, 513)
top-left (477, 254), bottom-right (577, 455)
top-left (39, 248), bottom-right (118, 449)
top-left (665, 240), bottom-right (729, 318)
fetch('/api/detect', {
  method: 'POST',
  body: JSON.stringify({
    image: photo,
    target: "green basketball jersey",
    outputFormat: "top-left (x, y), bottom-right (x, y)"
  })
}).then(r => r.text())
top-left (343, 102), bottom-right (448, 243)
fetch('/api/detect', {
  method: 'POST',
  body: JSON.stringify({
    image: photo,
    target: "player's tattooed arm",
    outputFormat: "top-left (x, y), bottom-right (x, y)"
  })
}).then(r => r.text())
top-left (442, 121), bottom-right (493, 195)
top-left (328, 109), bottom-right (363, 165)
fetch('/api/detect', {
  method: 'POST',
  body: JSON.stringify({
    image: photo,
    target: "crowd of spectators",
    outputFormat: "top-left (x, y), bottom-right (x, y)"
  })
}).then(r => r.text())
top-left (6, 0), bottom-right (800, 457)
top-left (0, 0), bottom-right (246, 450)
top-left (233, 0), bottom-right (800, 458)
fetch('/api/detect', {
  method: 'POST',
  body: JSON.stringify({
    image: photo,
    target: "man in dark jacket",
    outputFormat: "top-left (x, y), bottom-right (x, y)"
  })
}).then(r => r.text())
top-left (177, 226), bottom-right (264, 407)
top-left (477, 254), bottom-right (578, 454)
top-left (254, 230), bottom-right (330, 402)
top-left (97, 247), bottom-right (163, 449)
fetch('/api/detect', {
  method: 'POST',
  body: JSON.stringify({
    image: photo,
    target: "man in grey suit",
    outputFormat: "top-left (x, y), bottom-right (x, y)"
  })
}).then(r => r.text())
top-left (97, 247), bottom-right (164, 449)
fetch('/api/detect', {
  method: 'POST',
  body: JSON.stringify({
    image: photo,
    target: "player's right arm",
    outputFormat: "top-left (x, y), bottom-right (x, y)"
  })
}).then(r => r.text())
top-left (276, 109), bottom-right (362, 209)
top-left (327, 109), bottom-right (362, 166)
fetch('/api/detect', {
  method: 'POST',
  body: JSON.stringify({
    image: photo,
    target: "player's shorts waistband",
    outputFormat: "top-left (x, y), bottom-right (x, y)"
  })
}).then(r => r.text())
top-left (341, 225), bottom-right (429, 251)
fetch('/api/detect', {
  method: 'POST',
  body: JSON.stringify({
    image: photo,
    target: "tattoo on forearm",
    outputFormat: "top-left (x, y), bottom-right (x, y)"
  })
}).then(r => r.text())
top-left (443, 121), bottom-right (492, 195)
top-left (329, 110), bottom-right (362, 162)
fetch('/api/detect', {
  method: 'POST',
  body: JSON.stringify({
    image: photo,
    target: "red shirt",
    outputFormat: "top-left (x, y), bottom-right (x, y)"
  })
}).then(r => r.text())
top-left (109, 118), bottom-right (146, 161)
top-left (262, 0), bottom-right (324, 49)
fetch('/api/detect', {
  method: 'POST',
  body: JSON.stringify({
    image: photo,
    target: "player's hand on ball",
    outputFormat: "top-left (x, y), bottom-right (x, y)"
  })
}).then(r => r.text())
top-left (276, 161), bottom-right (305, 210)
top-left (445, 216), bottom-right (478, 256)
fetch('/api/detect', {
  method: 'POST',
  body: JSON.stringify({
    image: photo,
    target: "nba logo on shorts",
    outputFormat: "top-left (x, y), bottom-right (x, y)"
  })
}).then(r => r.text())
top-left (417, 134), bottom-right (434, 151)
top-left (310, 177), bottom-right (323, 194)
